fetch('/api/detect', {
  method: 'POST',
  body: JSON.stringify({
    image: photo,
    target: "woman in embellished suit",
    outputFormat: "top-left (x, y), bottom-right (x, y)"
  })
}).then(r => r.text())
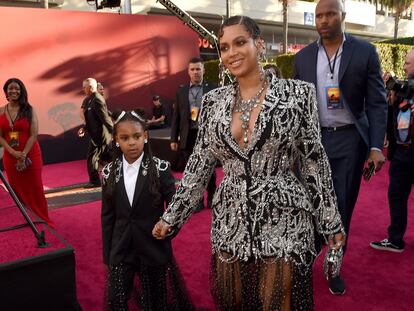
top-left (153, 16), bottom-right (345, 310)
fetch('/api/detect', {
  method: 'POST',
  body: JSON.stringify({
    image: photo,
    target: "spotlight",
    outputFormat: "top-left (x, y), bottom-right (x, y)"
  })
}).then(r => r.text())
top-left (98, 0), bottom-right (121, 9)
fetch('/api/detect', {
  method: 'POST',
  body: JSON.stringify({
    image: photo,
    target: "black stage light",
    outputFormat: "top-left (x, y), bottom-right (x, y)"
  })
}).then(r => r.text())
top-left (98, 0), bottom-right (121, 8)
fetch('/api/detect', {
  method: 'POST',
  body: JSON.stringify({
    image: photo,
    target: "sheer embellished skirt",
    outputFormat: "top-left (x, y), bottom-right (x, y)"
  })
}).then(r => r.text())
top-left (105, 258), bottom-right (194, 311)
top-left (210, 253), bottom-right (314, 311)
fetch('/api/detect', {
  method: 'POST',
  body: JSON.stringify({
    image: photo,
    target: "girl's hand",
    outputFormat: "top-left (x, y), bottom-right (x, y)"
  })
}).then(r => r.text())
top-left (152, 220), bottom-right (172, 240)
top-left (328, 232), bottom-right (346, 250)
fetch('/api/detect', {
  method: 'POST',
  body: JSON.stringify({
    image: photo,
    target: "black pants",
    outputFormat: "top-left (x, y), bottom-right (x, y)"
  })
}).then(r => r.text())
top-left (321, 126), bottom-right (367, 253)
top-left (107, 262), bottom-right (167, 311)
top-left (182, 129), bottom-right (217, 200)
top-left (107, 260), bottom-right (194, 311)
top-left (87, 140), bottom-right (110, 185)
top-left (388, 152), bottom-right (414, 248)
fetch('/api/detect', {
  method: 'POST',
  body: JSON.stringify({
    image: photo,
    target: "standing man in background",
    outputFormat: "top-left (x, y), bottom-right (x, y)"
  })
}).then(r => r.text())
top-left (371, 49), bottom-right (414, 253)
top-left (170, 57), bottom-right (217, 212)
top-left (80, 78), bottom-right (113, 188)
top-left (294, 0), bottom-right (387, 295)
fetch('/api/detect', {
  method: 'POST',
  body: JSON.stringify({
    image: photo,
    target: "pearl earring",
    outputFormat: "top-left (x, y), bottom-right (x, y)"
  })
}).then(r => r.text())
top-left (144, 139), bottom-right (148, 144)
top-left (116, 142), bottom-right (119, 147)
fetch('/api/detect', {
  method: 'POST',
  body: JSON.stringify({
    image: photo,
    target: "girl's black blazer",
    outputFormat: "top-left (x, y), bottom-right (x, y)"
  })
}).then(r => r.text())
top-left (101, 155), bottom-right (176, 267)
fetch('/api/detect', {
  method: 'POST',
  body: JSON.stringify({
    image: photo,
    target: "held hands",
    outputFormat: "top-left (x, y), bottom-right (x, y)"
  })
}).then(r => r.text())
top-left (78, 127), bottom-right (85, 138)
top-left (11, 150), bottom-right (25, 161)
top-left (170, 142), bottom-right (178, 152)
top-left (328, 232), bottom-right (346, 250)
top-left (152, 219), bottom-right (172, 240)
top-left (367, 149), bottom-right (385, 173)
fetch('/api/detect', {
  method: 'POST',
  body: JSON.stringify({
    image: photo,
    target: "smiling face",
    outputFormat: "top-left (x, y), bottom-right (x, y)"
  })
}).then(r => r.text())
top-left (6, 82), bottom-right (21, 103)
top-left (315, 0), bottom-right (345, 41)
top-left (115, 120), bottom-right (148, 164)
top-left (219, 24), bottom-right (262, 79)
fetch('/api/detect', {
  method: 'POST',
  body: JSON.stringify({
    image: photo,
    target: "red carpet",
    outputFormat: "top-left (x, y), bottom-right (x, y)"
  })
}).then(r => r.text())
top-left (2, 159), bottom-right (413, 310)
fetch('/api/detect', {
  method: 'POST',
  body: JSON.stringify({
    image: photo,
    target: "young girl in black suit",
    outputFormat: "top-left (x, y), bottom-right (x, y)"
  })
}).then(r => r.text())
top-left (101, 110), bottom-right (194, 311)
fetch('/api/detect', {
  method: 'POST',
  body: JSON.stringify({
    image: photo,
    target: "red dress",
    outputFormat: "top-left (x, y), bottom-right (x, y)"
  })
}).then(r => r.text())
top-left (0, 112), bottom-right (54, 228)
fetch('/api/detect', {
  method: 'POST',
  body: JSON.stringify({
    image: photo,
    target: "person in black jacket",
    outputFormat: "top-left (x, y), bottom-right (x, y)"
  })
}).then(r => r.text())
top-left (80, 78), bottom-right (113, 187)
top-left (101, 110), bottom-right (194, 311)
top-left (170, 57), bottom-right (217, 211)
top-left (370, 50), bottom-right (414, 253)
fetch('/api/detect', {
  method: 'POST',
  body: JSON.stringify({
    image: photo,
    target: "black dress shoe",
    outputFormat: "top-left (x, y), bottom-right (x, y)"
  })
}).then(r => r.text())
top-left (329, 275), bottom-right (346, 295)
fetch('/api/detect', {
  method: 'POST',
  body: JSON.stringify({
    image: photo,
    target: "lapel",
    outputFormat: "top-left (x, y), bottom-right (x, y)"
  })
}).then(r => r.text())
top-left (221, 84), bottom-right (248, 159)
top-left (130, 154), bottom-right (148, 209)
top-left (339, 33), bottom-right (355, 83)
top-left (308, 41), bottom-right (319, 86)
top-left (202, 81), bottom-right (211, 94)
top-left (222, 76), bottom-right (281, 159)
top-left (118, 167), bottom-right (132, 209)
top-left (181, 84), bottom-right (191, 117)
top-left (249, 75), bottom-right (284, 150)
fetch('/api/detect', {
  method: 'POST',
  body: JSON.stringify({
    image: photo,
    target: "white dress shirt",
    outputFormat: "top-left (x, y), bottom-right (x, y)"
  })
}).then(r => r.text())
top-left (122, 154), bottom-right (144, 206)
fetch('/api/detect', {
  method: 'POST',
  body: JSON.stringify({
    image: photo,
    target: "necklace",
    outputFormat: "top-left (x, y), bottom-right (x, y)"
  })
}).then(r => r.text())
top-left (234, 81), bottom-right (267, 147)
top-left (6, 104), bottom-right (19, 130)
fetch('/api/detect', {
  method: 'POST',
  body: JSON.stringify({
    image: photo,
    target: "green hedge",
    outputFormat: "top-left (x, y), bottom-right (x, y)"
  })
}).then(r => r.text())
top-left (275, 54), bottom-right (296, 78)
top-left (373, 43), bottom-right (413, 78)
top-left (203, 41), bottom-right (413, 83)
top-left (377, 37), bottom-right (414, 45)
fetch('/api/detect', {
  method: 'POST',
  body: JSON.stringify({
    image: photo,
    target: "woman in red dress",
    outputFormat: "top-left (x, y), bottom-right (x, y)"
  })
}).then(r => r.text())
top-left (0, 78), bottom-right (54, 228)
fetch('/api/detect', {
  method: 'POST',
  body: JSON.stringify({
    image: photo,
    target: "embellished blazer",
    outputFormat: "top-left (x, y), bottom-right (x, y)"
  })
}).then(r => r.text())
top-left (101, 155), bottom-right (176, 266)
top-left (162, 74), bottom-right (344, 266)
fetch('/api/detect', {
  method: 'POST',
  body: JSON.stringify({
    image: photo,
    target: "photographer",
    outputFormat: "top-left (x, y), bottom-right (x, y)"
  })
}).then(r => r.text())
top-left (371, 49), bottom-right (414, 253)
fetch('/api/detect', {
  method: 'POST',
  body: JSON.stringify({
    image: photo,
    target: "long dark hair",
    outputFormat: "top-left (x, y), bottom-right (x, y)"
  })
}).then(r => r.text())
top-left (3, 78), bottom-right (33, 123)
top-left (218, 15), bottom-right (261, 41)
top-left (103, 109), bottom-right (161, 207)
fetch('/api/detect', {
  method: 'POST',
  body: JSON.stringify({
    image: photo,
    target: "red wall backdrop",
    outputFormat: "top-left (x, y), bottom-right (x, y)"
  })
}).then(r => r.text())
top-left (0, 7), bottom-right (199, 164)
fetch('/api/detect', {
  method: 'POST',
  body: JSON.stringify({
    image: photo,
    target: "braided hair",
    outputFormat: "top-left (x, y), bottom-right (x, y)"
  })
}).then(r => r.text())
top-left (3, 78), bottom-right (33, 124)
top-left (103, 109), bottom-right (161, 207)
top-left (218, 16), bottom-right (262, 41)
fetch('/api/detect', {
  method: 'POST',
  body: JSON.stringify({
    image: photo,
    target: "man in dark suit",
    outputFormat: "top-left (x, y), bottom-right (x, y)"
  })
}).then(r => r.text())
top-left (170, 57), bottom-right (217, 211)
top-left (80, 78), bottom-right (113, 187)
top-left (371, 50), bottom-right (414, 254)
top-left (294, 0), bottom-right (387, 295)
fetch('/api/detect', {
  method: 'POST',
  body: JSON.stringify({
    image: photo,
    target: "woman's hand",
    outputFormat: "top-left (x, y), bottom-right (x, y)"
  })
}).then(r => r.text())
top-left (328, 232), bottom-right (346, 250)
top-left (10, 150), bottom-right (24, 160)
top-left (152, 219), bottom-right (172, 240)
top-left (18, 151), bottom-right (26, 161)
top-left (15, 159), bottom-right (26, 172)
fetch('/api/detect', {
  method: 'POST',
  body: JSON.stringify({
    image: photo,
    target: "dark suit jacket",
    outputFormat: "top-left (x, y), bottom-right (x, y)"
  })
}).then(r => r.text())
top-left (294, 33), bottom-right (387, 150)
top-left (170, 81), bottom-right (217, 149)
top-left (101, 156), bottom-right (176, 267)
top-left (82, 92), bottom-right (113, 146)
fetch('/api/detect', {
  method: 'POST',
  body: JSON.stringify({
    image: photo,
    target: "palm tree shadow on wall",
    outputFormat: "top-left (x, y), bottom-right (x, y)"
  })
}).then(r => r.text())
top-left (37, 37), bottom-right (192, 164)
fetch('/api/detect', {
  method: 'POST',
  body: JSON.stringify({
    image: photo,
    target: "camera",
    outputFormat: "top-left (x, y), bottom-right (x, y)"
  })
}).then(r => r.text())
top-left (386, 77), bottom-right (414, 99)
